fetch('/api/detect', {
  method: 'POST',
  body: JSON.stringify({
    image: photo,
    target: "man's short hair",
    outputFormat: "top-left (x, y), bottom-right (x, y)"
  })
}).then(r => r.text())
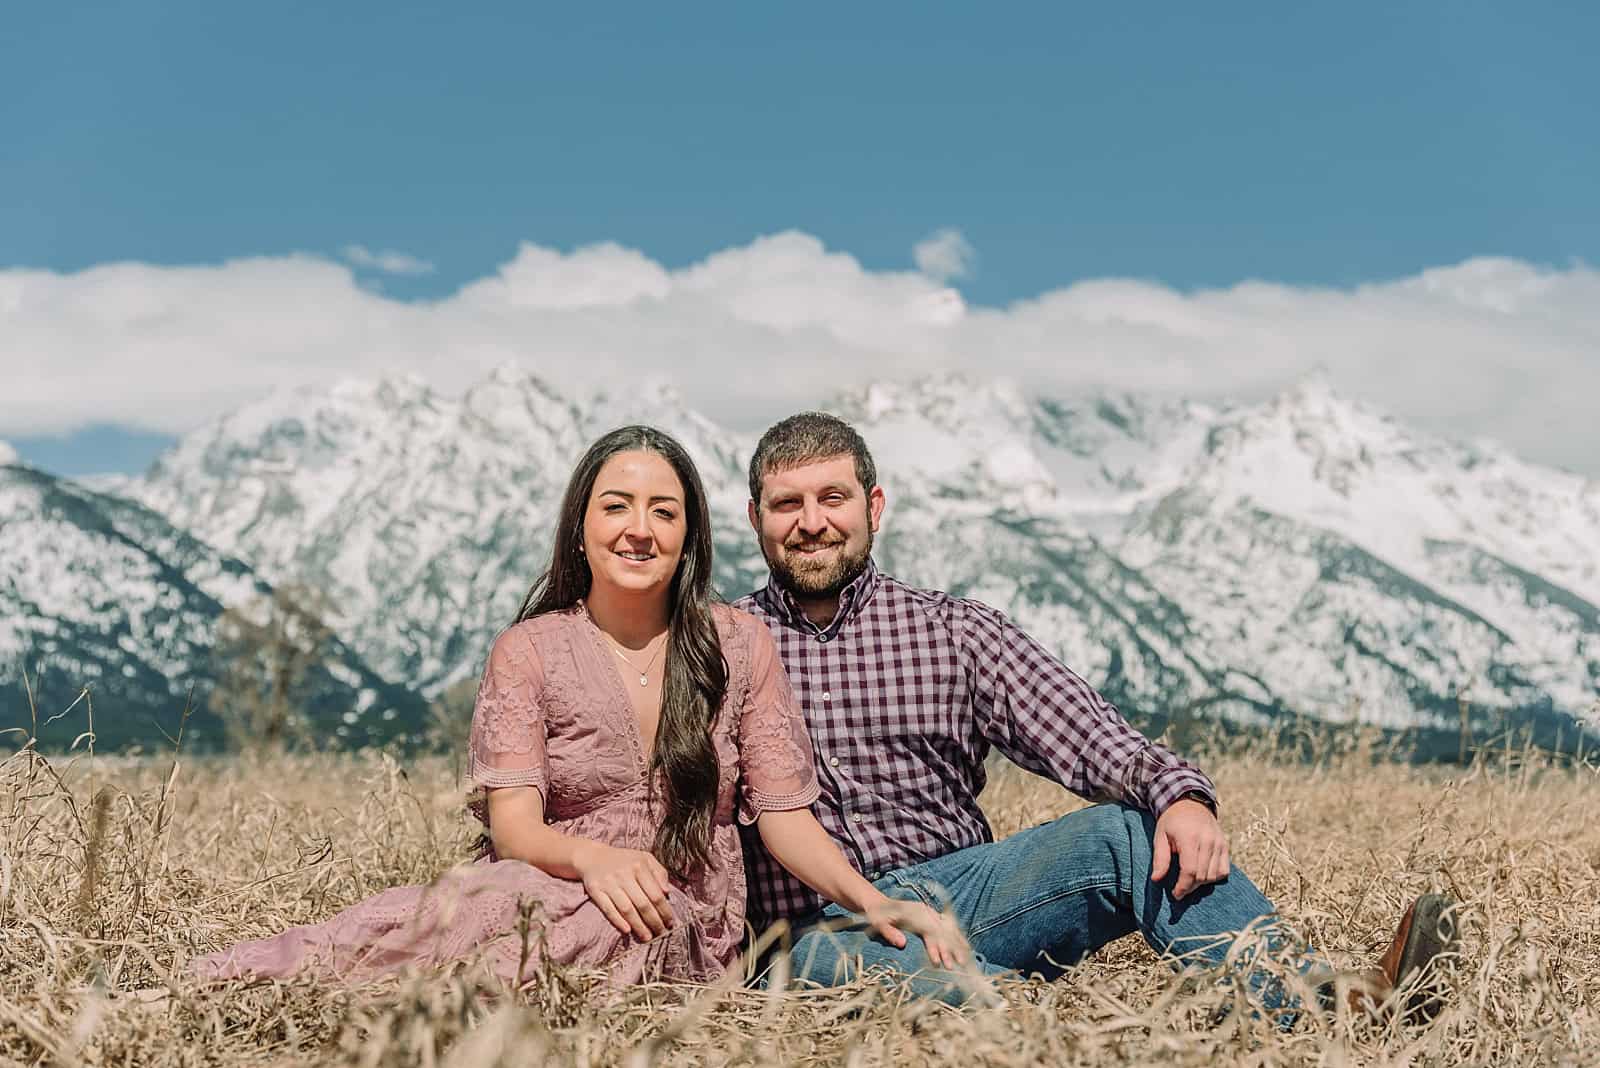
top-left (747, 412), bottom-right (877, 504)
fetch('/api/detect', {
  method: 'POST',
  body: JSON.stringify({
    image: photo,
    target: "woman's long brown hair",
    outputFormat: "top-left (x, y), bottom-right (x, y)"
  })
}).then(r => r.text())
top-left (514, 425), bottom-right (727, 877)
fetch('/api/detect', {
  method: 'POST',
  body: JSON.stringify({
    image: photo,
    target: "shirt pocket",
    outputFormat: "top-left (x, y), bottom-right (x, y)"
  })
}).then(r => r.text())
top-left (859, 648), bottom-right (963, 743)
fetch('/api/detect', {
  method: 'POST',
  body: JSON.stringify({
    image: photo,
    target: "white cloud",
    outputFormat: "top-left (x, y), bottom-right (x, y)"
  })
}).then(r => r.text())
top-left (2, 234), bottom-right (1598, 474)
top-left (340, 245), bottom-right (436, 276)
top-left (913, 227), bottom-right (975, 282)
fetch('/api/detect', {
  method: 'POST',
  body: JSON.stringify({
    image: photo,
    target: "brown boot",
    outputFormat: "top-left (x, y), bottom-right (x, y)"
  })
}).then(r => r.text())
top-left (1349, 893), bottom-right (1458, 1022)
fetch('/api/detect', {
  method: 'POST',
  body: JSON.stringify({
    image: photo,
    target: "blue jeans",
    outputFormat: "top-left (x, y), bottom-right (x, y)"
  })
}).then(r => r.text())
top-left (773, 803), bottom-right (1310, 1008)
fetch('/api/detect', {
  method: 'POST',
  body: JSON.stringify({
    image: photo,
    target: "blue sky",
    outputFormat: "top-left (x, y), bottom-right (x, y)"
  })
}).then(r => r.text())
top-left (4, 2), bottom-right (1598, 474)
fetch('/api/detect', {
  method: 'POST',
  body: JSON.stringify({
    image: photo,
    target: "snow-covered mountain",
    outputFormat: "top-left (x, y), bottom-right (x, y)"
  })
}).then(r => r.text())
top-left (128, 370), bottom-right (760, 696)
top-left (0, 457), bottom-right (424, 750)
top-left (7, 368), bottom-right (1596, 752)
top-left (839, 375), bottom-right (1599, 741)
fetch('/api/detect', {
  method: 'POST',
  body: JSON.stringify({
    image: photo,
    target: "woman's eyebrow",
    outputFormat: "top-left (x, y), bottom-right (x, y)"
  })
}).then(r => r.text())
top-left (597, 489), bottom-right (682, 504)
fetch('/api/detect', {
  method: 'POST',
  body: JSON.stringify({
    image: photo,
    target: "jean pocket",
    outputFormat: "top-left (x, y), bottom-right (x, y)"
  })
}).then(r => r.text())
top-left (885, 870), bottom-right (958, 912)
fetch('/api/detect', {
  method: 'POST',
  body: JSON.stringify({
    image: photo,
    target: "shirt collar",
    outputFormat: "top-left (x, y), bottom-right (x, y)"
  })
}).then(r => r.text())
top-left (764, 557), bottom-right (881, 637)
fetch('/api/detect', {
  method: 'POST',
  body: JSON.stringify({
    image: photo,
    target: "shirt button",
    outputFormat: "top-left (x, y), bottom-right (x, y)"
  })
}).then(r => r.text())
top-left (817, 635), bottom-right (830, 643)
top-left (868, 871), bottom-right (881, 880)
top-left (851, 813), bottom-right (863, 824)
top-left (821, 691), bottom-right (831, 702)
top-left (828, 756), bottom-right (839, 767)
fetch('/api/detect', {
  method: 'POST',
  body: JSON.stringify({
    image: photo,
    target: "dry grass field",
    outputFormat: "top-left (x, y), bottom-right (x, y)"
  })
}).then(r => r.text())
top-left (2, 725), bottom-right (1596, 1067)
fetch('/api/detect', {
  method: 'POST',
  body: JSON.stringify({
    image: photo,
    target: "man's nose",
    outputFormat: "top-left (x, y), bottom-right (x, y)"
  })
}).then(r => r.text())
top-left (798, 501), bottom-right (827, 535)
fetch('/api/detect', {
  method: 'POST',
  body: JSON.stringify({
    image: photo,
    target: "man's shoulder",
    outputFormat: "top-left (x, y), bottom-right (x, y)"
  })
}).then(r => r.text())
top-left (874, 572), bottom-right (1009, 628)
top-left (731, 588), bottom-right (769, 617)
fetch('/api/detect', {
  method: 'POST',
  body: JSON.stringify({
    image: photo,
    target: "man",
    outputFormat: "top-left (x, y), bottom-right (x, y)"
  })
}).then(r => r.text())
top-left (734, 412), bottom-right (1456, 1018)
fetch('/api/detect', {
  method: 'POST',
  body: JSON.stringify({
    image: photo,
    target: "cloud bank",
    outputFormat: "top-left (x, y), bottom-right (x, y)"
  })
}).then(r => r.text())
top-left (340, 245), bottom-right (436, 276)
top-left (2, 231), bottom-right (1597, 474)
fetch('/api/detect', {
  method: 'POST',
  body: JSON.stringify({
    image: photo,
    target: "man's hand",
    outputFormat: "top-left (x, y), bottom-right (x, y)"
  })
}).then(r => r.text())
top-left (1150, 797), bottom-right (1230, 901)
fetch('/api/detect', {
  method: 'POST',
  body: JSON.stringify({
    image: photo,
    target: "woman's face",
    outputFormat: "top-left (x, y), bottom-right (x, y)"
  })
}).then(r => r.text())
top-left (581, 449), bottom-right (689, 598)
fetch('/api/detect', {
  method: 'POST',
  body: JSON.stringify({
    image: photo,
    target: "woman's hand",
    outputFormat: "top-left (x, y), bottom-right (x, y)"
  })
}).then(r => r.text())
top-left (572, 841), bottom-right (676, 941)
top-left (862, 896), bottom-right (970, 971)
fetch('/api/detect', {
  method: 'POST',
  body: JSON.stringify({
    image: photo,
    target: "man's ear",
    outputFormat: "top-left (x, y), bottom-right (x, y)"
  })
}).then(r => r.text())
top-left (867, 484), bottom-right (886, 533)
top-left (747, 498), bottom-right (760, 534)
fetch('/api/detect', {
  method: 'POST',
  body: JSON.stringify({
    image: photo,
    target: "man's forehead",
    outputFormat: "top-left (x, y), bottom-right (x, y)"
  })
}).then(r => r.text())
top-left (761, 455), bottom-right (859, 494)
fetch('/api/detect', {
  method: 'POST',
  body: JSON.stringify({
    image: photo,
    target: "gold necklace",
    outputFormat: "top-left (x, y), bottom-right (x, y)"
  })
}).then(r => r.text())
top-left (603, 633), bottom-right (666, 687)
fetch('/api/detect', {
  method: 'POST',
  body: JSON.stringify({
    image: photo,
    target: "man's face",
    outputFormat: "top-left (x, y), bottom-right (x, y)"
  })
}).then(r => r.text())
top-left (748, 454), bottom-right (886, 600)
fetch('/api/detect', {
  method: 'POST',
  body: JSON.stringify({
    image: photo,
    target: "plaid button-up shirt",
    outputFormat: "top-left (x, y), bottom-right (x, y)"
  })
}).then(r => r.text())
top-left (735, 559), bottom-right (1217, 930)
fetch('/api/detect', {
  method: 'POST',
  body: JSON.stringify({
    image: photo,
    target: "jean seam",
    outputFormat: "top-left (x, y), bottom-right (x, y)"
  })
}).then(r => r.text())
top-left (886, 873), bottom-right (939, 910)
top-left (966, 876), bottom-right (1119, 939)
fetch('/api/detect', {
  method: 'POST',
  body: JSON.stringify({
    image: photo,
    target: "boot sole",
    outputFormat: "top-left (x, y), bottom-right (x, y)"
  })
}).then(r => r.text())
top-left (1397, 892), bottom-right (1458, 1020)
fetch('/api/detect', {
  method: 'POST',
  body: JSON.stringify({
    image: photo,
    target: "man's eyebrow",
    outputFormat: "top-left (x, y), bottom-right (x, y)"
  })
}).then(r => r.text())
top-left (766, 483), bottom-right (854, 500)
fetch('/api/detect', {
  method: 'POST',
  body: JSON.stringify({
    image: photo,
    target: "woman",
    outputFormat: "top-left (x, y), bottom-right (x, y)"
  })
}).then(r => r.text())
top-left (192, 425), bottom-right (961, 986)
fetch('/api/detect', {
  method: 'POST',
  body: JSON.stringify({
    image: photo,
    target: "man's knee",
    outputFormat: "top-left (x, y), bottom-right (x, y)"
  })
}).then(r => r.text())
top-left (1032, 802), bottom-right (1150, 862)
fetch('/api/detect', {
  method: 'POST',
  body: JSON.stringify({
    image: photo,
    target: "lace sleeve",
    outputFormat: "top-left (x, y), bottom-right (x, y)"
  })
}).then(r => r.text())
top-left (466, 625), bottom-right (549, 798)
top-left (736, 618), bottom-right (820, 825)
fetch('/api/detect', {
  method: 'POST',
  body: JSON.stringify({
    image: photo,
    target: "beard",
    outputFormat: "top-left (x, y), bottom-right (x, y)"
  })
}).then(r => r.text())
top-left (764, 529), bottom-right (874, 601)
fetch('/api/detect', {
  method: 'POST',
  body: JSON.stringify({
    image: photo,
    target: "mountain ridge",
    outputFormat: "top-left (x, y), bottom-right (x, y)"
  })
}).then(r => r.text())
top-left (5, 368), bottom-right (1596, 750)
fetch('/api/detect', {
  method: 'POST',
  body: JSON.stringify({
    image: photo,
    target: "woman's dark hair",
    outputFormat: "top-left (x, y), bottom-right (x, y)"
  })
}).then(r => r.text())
top-left (514, 425), bottom-right (727, 877)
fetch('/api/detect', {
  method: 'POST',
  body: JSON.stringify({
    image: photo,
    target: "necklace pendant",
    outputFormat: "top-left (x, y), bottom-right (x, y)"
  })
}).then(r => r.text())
top-left (639, 673), bottom-right (649, 687)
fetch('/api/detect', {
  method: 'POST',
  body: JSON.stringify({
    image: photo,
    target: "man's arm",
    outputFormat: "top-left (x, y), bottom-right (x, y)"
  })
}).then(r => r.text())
top-left (958, 600), bottom-right (1228, 899)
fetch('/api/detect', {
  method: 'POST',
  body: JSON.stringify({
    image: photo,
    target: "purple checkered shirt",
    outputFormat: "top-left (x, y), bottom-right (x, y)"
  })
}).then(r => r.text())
top-left (734, 559), bottom-right (1217, 930)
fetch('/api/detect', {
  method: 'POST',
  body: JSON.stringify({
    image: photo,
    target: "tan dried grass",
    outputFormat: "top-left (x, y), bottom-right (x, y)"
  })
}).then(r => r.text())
top-left (1, 725), bottom-right (1596, 1067)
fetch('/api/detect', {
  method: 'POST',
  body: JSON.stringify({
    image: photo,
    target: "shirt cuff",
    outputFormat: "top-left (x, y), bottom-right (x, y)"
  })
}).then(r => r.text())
top-left (737, 778), bottom-right (822, 826)
top-left (470, 756), bottom-right (549, 798)
top-left (1145, 767), bottom-right (1218, 817)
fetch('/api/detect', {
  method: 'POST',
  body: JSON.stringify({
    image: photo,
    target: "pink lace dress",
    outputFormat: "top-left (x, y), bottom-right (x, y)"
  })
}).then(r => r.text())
top-left (190, 604), bottom-right (820, 986)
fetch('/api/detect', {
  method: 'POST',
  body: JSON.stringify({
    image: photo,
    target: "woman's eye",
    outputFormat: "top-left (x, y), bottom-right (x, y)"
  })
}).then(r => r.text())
top-left (654, 509), bottom-right (677, 521)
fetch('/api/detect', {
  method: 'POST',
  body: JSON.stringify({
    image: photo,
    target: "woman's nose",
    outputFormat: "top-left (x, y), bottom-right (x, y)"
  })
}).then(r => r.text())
top-left (624, 506), bottom-right (653, 539)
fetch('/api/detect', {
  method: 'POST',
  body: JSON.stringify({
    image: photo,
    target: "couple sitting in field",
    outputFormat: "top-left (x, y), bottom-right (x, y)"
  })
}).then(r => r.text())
top-left (194, 414), bottom-right (1456, 1021)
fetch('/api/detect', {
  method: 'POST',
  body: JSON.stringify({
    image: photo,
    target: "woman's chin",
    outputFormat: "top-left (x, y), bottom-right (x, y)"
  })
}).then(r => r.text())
top-left (592, 570), bottom-right (671, 596)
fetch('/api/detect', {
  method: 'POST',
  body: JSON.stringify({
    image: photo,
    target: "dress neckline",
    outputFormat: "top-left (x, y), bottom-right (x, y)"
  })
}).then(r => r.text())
top-left (574, 601), bottom-right (661, 774)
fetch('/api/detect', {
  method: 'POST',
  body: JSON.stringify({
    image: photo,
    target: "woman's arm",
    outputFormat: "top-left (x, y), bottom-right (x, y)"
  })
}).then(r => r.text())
top-left (755, 807), bottom-right (966, 968)
top-left (487, 786), bottom-right (674, 941)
